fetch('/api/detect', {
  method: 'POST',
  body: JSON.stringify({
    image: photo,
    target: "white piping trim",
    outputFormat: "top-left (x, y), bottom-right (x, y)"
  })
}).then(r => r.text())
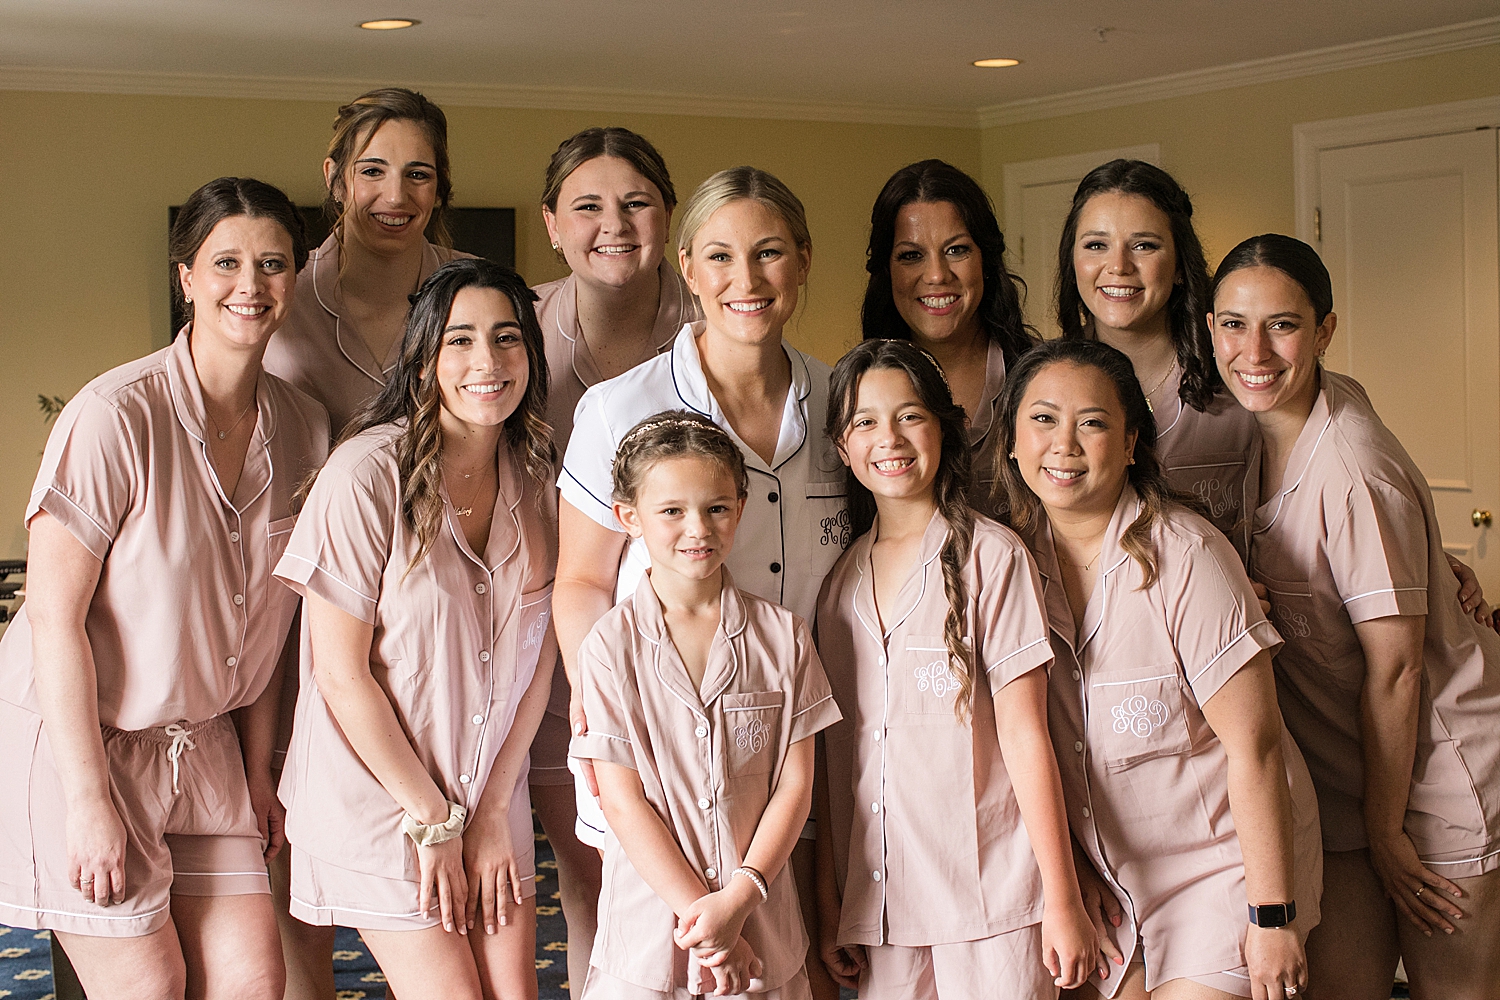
top-left (1188, 626), bottom-right (1264, 684)
top-left (291, 895), bottom-right (423, 919)
top-left (172, 870), bottom-right (271, 878)
top-left (1254, 410), bottom-right (1335, 533)
top-left (276, 553), bottom-right (379, 606)
top-left (0, 899), bottom-right (171, 921)
top-left (1424, 846), bottom-right (1500, 866)
top-left (1342, 586), bottom-right (1427, 604)
top-left (987, 635), bottom-right (1052, 670)
top-left (1090, 673), bottom-right (1178, 688)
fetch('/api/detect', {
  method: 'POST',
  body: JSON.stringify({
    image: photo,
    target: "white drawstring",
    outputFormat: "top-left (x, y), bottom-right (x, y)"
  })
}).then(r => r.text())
top-left (164, 724), bottom-right (197, 795)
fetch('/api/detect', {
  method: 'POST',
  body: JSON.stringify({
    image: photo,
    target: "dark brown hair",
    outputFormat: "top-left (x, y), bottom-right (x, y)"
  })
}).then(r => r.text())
top-left (827, 338), bottom-right (978, 721)
top-left (542, 127), bottom-right (677, 212)
top-left (611, 411), bottom-right (749, 506)
top-left (1212, 233), bottom-right (1334, 324)
top-left (861, 160), bottom-right (1038, 370)
top-left (994, 337), bottom-right (1193, 588)
top-left (170, 176), bottom-right (309, 324)
top-left (1054, 159), bottom-right (1219, 411)
top-left (324, 87), bottom-right (453, 250)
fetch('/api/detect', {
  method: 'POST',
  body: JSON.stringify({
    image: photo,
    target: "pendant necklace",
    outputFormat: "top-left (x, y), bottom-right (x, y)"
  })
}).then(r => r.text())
top-left (209, 397), bottom-right (256, 441)
top-left (448, 461), bottom-right (492, 518)
top-left (1141, 358), bottom-right (1178, 414)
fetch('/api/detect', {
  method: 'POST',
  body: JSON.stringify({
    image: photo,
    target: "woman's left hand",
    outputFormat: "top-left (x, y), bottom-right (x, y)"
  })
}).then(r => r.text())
top-left (1245, 924), bottom-right (1306, 1000)
top-left (247, 770), bottom-right (285, 863)
top-left (463, 807), bottom-right (525, 935)
top-left (1369, 831), bottom-right (1465, 935)
top-left (676, 885), bottom-right (755, 967)
top-left (1445, 553), bottom-right (1497, 632)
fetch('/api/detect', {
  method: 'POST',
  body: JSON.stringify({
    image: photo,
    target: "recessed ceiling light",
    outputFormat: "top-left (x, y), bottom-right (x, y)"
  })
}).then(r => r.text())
top-left (972, 57), bottom-right (1021, 68)
top-left (359, 18), bottom-right (419, 30)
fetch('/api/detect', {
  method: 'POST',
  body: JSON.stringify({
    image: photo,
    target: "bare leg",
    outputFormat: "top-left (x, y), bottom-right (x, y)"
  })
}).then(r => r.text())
top-left (531, 780), bottom-right (602, 998)
top-left (1399, 867), bottom-right (1500, 1000)
top-left (361, 925), bottom-right (484, 1000)
top-left (792, 837), bottom-right (840, 1000)
top-left (269, 846), bottom-right (337, 1000)
top-left (172, 892), bottom-right (285, 1000)
top-left (55, 922), bottom-right (188, 1000)
top-left (1075, 962), bottom-right (1147, 1000)
top-left (1305, 849), bottom-right (1399, 1000)
top-left (470, 898), bottom-right (540, 1000)
top-left (1076, 964), bottom-right (1241, 1000)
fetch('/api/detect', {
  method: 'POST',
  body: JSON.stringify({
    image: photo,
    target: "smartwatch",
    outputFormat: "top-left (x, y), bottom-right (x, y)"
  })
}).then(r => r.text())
top-left (1248, 901), bottom-right (1297, 928)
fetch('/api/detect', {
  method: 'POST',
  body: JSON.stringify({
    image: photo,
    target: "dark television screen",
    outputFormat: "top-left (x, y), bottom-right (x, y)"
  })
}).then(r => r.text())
top-left (167, 205), bottom-right (516, 335)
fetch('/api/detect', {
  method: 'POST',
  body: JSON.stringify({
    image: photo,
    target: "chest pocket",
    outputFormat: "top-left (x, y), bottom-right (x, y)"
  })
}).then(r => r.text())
top-left (901, 635), bottom-right (966, 717)
top-left (723, 691), bottom-right (783, 776)
top-left (1087, 664), bottom-right (1193, 770)
top-left (1163, 451), bottom-right (1247, 535)
top-left (805, 482), bottom-right (850, 552)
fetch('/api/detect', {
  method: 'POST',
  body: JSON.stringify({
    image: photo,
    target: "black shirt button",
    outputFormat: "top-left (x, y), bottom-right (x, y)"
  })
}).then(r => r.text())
top-left (770, 562), bottom-right (782, 573)
top-left (768, 491), bottom-right (779, 503)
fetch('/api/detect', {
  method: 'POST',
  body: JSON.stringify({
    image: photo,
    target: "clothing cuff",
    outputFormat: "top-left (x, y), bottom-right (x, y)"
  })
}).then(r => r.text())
top-left (1344, 587), bottom-right (1428, 624)
top-left (984, 634), bottom-right (1054, 689)
top-left (1187, 619), bottom-right (1281, 704)
top-left (31, 486), bottom-right (113, 561)
top-left (789, 694), bottom-right (842, 745)
top-left (558, 467), bottom-right (624, 532)
top-left (568, 730), bottom-right (636, 770)
top-left (272, 554), bottom-right (378, 624)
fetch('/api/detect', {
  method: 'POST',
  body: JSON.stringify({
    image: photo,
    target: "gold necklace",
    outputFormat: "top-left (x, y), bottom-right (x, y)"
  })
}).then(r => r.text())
top-left (1140, 358), bottom-right (1178, 414)
top-left (1057, 548), bottom-right (1104, 572)
top-left (208, 397), bottom-right (256, 441)
top-left (446, 461), bottom-right (493, 518)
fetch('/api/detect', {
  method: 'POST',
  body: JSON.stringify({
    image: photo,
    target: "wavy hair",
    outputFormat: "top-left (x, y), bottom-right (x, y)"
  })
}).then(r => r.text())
top-left (1054, 159), bottom-right (1220, 411)
top-left (827, 339), bottom-right (978, 721)
top-left (861, 160), bottom-right (1038, 370)
top-left (328, 259), bottom-right (552, 569)
top-left (994, 338), bottom-right (1197, 589)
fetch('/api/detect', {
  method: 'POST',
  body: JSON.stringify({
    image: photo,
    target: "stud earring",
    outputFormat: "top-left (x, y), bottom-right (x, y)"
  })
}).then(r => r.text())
top-left (551, 242), bottom-right (561, 252)
top-left (184, 295), bottom-right (192, 303)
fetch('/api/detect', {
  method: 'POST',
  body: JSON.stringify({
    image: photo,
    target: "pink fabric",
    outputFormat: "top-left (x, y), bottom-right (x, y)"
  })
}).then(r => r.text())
top-left (816, 511), bottom-right (1053, 947)
top-left (967, 338), bottom-right (1009, 519)
top-left (1249, 370), bottom-right (1500, 875)
top-left (570, 571), bottom-right (841, 994)
top-left (1153, 369), bottom-right (1259, 542)
top-left (1029, 486), bottom-right (1322, 997)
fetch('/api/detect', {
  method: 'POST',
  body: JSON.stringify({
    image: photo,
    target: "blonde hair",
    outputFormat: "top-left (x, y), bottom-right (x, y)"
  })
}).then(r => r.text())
top-left (611, 411), bottom-right (748, 507)
top-left (676, 166), bottom-right (811, 260)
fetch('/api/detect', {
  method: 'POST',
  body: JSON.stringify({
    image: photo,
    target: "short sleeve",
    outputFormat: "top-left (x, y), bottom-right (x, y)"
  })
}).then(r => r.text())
top-left (1328, 476), bottom-right (1429, 624)
top-left (558, 387), bottom-right (623, 531)
top-left (973, 528), bottom-right (1054, 690)
top-left (1167, 528), bottom-right (1282, 704)
top-left (28, 390), bottom-right (138, 560)
top-left (569, 621), bottom-right (638, 769)
top-left (788, 616), bottom-right (841, 744)
top-left (273, 464), bottom-right (392, 623)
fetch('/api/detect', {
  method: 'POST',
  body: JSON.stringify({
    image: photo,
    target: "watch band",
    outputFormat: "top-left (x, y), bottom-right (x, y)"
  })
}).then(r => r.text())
top-left (1248, 900), bottom-right (1297, 928)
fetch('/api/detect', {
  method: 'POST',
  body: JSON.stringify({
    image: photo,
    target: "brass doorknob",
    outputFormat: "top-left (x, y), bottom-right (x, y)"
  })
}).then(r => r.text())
top-left (1475, 509), bottom-right (1494, 528)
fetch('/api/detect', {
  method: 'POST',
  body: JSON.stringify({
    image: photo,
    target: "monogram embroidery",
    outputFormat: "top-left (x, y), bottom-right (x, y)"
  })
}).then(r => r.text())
top-left (1274, 604), bottom-right (1311, 638)
top-left (522, 610), bottom-right (551, 651)
top-left (914, 658), bottom-right (959, 699)
top-left (1111, 694), bottom-right (1169, 738)
top-left (734, 719), bottom-right (770, 755)
top-left (1191, 476), bottom-right (1242, 520)
top-left (820, 509), bottom-right (850, 549)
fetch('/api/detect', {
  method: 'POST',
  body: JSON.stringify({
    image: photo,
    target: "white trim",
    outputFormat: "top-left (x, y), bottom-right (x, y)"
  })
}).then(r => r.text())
top-left (1341, 586), bottom-right (1428, 605)
top-left (0, 898), bottom-right (171, 922)
top-left (979, 18), bottom-right (1500, 128)
top-left (0, 64), bottom-right (977, 128)
top-left (1090, 673), bottom-right (1178, 688)
top-left (1424, 845), bottom-right (1500, 866)
top-left (1001, 144), bottom-right (1162, 233)
top-left (1293, 94), bottom-right (1500, 245)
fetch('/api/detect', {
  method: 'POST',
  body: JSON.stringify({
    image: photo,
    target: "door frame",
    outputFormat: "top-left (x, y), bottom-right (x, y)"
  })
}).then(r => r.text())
top-left (1292, 95), bottom-right (1500, 247)
top-left (1001, 144), bottom-right (1162, 266)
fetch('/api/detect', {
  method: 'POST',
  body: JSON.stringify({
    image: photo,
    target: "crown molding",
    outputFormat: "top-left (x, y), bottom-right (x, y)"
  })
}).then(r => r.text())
top-left (977, 16), bottom-right (1500, 129)
top-left (0, 64), bottom-right (978, 129)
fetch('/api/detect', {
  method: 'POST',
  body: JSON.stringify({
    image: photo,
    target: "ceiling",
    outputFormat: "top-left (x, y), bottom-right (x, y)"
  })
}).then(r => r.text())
top-left (2, 1), bottom-right (1497, 125)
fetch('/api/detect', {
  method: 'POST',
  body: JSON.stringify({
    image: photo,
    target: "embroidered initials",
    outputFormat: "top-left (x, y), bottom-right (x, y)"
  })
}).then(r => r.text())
top-left (735, 719), bottom-right (769, 755)
top-left (1111, 694), bottom-right (1169, 738)
top-left (522, 610), bottom-right (551, 651)
top-left (915, 659), bottom-right (959, 699)
top-left (1274, 605), bottom-right (1311, 638)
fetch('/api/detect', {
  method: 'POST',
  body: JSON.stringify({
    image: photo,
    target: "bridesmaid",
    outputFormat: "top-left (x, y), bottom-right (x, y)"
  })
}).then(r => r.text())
top-left (531, 126), bottom-right (701, 998)
top-left (861, 159), bottom-right (1038, 512)
top-left (261, 85), bottom-right (469, 999)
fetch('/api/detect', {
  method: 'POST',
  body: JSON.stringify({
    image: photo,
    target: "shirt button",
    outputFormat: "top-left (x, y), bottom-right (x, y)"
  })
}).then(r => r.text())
top-left (872, 731), bottom-right (882, 742)
top-left (228, 531), bottom-right (240, 542)
top-left (697, 797), bottom-right (711, 810)
top-left (479, 651), bottom-right (490, 662)
top-left (473, 714), bottom-right (485, 725)
top-left (877, 656), bottom-right (886, 668)
top-left (459, 774), bottom-right (471, 785)
top-left (695, 726), bottom-right (708, 738)
top-left (871, 802), bottom-right (880, 813)
top-left (225, 656), bottom-right (237, 667)
top-left (1082, 807), bottom-right (1091, 818)
top-left (769, 562), bottom-right (782, 574)
top-left (475, 582), bottom-right (487, 595)
top-left (768, 492), bottom-right (779, 503)
top-left (1074, 741), bottom-right (1084, 753)
top-left (1072, 670), bottom-right (1081, 681)
top-left (232, 594), bottom-right (244, 606)
top-left (872, 871), bottom-right (882, 882)
top-left (705, 867), bottom-right (717, 880)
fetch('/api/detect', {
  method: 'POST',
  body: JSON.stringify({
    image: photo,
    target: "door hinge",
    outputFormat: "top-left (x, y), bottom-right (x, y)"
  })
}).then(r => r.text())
top-left (1314, 207), bottom-right (1321, 243)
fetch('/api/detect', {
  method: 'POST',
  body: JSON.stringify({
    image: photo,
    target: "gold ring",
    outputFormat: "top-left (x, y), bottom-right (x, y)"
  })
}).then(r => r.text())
top-left (1416, 885), bottom-right (1426, 899)
top-left (1285, 988), bottom-right (1298, 997)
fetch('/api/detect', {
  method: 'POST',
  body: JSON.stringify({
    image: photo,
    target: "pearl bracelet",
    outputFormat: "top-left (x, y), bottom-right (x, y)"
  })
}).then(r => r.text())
top-left (402, 801), bottom-right (467, 847)
top-left (731, 865), bottom-right (769, 901)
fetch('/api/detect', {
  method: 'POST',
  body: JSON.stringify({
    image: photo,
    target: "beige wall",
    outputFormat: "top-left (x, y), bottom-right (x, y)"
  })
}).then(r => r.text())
top-left (980, 43), bottom-right (1500, 267)
top-left (0, 90), bottom-right (977, 557)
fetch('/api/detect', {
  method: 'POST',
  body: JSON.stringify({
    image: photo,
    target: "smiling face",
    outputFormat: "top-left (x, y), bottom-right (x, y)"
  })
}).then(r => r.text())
top-left (889, 200), bottom-right (985, 349)
top-left (1072, 191), bottom-right (1178, 340)
top-left (837, 367), bottom-right (944, 512)
top-left (178, 215), bottom-right (296, 351)
top-left (615, 455), bottom-right (744, 585)
top-left (1012, 361), bottom-right (1138, 520)
top-left (544, 155), bottom-right (670, 291)
top-left (1211, 265), bottom-right (1335, 420)
top-left (681, 198), bottom-right (811, 349)
top-left (328, 117), bottom-right (439, 257)
top-left (434, 286), bottom-right (531, 433)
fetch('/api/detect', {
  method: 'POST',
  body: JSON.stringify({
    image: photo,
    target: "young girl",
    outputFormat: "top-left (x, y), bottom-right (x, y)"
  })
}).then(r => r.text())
top-left (570, 411), bottom-right (842, 1000)
top-left (813, 339), bottom-right (1096, 999)
top-left (274, 258), bottom-right (555, 1000)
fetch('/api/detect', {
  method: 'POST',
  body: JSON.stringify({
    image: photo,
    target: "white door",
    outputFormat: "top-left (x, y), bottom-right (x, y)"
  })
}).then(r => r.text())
top-left (1002, 145), bottom-right (1161, 339)
top-left (1318, 128), bottom-right (1500, 591)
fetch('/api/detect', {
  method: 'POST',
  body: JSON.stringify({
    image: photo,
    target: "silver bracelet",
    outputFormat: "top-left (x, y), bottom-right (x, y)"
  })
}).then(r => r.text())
top-left (402, 801), bottom-right (467, 847)
top-left (731, 865), bottom-right (769, 901)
